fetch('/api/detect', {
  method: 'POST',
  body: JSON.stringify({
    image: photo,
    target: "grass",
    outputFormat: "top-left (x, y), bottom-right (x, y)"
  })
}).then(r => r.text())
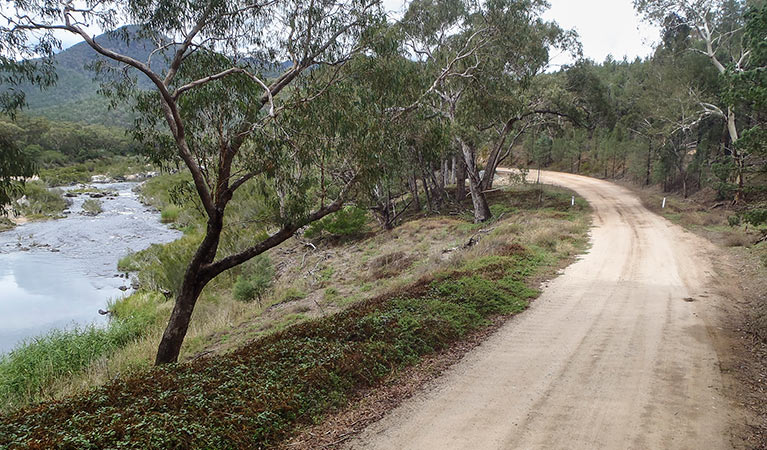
top-left (160, 205), bottom-right (181, 223)
top-left (81, 198), bottom-right (103, 216)
top-left (14, 181), bottom-right (69, 219)
top-left (0, 244), bottom-right (544, 448)
top-left (0, 180), bottom-right (592, 447)
top-left (0, 292), bottom-right (163, 411)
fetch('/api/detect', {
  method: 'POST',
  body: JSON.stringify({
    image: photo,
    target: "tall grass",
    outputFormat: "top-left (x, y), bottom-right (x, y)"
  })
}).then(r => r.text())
top-left (0, 292), bottom-right (162, 410)
top-left (160, 205), bottom-right (181, 223)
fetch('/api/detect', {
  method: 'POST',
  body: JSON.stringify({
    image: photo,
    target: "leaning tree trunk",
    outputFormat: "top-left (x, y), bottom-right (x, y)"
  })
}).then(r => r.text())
top-left (155, 215), bottom-right (223, 364)
top-left (467, 174), bottom-right (491, 222)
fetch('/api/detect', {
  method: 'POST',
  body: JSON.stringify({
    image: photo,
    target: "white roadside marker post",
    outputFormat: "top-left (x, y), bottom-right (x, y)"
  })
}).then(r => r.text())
top-left (662, 197), bottom-right (667, 209)
top-left (571, 196), bottom-right (575, 206)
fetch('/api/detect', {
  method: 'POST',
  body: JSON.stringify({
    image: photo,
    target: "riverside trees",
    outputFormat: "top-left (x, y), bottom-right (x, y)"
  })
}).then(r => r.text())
top-left (1, 0), bottom-right (581, 363)
top-left (396, 0), bottom-right (578, 222)
top-left (2, 0), bottom-right (386, 364)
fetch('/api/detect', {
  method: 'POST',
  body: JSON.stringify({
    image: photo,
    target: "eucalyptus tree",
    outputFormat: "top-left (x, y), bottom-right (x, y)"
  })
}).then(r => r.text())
top-left (2, 0), bottom-right (384, 364)
top-left (723, 3), bottom-right (767, 178)
top-left (634, 0), bottom-right (757, 201)
top-left (397, 0), bottom-right (576, 222)
top-left (0, 133), bottom-right (36, 211)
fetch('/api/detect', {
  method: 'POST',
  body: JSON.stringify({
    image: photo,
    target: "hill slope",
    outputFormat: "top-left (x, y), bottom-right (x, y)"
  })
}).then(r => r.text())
top-left (21, 26), bottom-right (161, 127)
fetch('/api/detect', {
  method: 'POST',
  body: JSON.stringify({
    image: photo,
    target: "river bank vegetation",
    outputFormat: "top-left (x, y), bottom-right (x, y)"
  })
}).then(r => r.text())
top-left (0, 182), bottom-right (591, 447)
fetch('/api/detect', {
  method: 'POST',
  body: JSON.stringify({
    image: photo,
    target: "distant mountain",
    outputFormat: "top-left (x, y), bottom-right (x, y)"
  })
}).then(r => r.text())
top-left (22, 25), bottom-right (162, 127)
top-left (19, 25), bottom-right (291, 128)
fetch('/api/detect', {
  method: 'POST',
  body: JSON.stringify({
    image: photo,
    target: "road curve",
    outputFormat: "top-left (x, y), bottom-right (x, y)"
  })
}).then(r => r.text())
top-left (347, 171), bottom-right (738, 450)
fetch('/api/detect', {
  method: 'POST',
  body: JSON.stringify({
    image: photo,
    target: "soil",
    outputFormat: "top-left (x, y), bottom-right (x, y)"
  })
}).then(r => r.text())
top-left (341, 171), bottom-right (749, 449)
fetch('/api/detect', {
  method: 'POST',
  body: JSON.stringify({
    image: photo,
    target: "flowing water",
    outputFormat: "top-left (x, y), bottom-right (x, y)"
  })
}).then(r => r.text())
top-left (0, 182), bottom-right (181, 354)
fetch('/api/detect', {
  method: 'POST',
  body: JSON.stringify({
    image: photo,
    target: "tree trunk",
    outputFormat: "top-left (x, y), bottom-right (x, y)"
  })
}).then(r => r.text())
top-left (467, 175), bottom-right (491, 222)
top-left (455, 158), bottom-right (466, 202)
top-left (645, 143), bottom-right (652, 186)
top-left (410, 175), bottom-right (421, 212)
top-left (155, 215), bottom-right (223, 364)
top-left (726, 108), bottom-right (745, 204)
top-left (155, 274), bottom-right (205, 364)
top-left (459, 139), bottom-right (491, 222)
top-left (576, 150), bottom-right (582, 174)
top-left (422, 172), bottom-right (433, 213)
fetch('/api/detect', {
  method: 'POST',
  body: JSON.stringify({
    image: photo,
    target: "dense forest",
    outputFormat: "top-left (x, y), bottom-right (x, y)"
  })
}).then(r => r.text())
top-left (0, 114), bottom-right (135, 166)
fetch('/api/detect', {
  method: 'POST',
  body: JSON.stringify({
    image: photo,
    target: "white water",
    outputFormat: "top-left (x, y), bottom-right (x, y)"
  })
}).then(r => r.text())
top-left (0, 182), bottom-right (181, 354)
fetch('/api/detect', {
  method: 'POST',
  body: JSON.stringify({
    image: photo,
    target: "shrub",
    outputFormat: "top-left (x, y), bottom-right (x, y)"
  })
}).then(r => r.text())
top-left (160, 205), bottom-right (181, 223)
top-left (16, 181), bottom-right (68, 217)
top-left (742, 209), bottom-right (767, 227)
top-left (304, 205), bottom-right (368, 238)
top-left (728, 215), bottom-right (741, 227)
top-left (81, 198), bottom-right (103, 216)
top-left (233, 255), bottom-right (274, 303)
top-left (119, 233), bottom-right (201, 295)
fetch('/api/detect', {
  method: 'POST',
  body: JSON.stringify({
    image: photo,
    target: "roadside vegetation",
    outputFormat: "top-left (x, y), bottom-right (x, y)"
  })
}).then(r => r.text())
top-left (0, 181), bottom-right (590, 447)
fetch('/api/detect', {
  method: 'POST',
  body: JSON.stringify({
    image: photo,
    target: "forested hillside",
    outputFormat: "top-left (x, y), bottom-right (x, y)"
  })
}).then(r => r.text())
top-left (17, 25), bottom-right (162, 126)
top-left (523, 1), bottom-right (766, 205)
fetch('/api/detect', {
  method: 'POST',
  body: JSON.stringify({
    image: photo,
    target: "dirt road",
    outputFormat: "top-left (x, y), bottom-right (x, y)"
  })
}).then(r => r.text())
top-left (347, 171), bottom-right (740, 450)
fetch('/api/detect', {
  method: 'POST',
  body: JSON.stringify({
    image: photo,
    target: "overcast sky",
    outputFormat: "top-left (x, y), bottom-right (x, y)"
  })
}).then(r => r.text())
top-left (57, 0), bottom-right (660, 67)
top-left (381, 0), bottom-right (659, 68)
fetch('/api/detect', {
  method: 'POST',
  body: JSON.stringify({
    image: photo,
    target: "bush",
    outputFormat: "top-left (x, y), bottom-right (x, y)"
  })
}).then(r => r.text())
top-left (742, 209), bottom-right (767, 227)
top-left (81, 198), bottom-right (103, 216)
top-left (232, 255), bottom-right (274, 303)
top-left (728, 215), bottom-right (741, 227)
top-left (160, 205), bottom-right (181, 223)
top-left (304, 205), bottom-right (368, 238)
top-left (16, 181), bottom-right (68, 217)
top-left (118, 233), bottom-right (201, 295)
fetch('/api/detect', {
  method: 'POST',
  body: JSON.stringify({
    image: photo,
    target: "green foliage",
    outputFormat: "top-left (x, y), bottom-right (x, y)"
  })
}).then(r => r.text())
top-left (279, 287), bottom-right (307, 303)
top-left (0, 114), bottom-right (136, 168)
top-left (160, 205), bottom-right (180, 224)
top-left (15, 180), bottom-right (68, 217)
top-left (232, 255), bottom-right (274, 303)
top-left (118, 233), bottom-right (201, 295)
top-left (304, 206), bottom-right (369, 238)
top-left (0, 243), bottom-right (548, 448)
top-left (0, 132), bottom-right (36, 211)
top-left (741, 209), bottom-right (767, 227)
top-left (0, 292), bottom-right (162, 410)
top-left (81, 198), bottom-right (103, 216)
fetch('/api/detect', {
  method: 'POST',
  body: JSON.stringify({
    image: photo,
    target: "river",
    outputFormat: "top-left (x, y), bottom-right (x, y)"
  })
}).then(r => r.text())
top-left (0, 182), bottom-right (181, 354)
